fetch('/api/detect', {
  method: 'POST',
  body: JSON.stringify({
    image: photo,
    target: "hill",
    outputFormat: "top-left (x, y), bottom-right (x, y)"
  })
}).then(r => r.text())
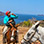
top-left (0, 11), bottom-right (5, 25)
top-left (0, 11), bottom-right (5, 16)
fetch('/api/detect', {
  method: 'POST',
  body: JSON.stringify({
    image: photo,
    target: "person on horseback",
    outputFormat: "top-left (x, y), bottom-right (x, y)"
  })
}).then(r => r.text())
top-left (3, 11), bottom-right (18, 43)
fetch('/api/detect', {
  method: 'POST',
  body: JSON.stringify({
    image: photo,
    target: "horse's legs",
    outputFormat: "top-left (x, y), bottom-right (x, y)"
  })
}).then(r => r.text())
top-left (13, 42), bottom-right (15, 44)
top-left (3, 37), bottom-right (6, 44)
top-left (3, 43), bottom-right (6, 44)
top-left (7, 42), bottom-right (10, 44)
top-left (7, 40), bottom-right (10, 44)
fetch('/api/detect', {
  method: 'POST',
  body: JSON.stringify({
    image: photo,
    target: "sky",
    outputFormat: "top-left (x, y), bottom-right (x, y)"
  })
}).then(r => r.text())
top-left (0, 0), bottom-right (44, 14)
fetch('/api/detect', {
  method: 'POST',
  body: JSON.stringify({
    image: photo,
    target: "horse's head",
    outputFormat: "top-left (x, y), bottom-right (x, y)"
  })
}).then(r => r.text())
top-left (21, 21), bottom-right (40, 44)
top-left (10, 27), bottom-right (17, 41)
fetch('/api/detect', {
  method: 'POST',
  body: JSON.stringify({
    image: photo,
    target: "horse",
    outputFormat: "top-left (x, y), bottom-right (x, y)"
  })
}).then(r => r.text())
top-left (3, 22), bottom-right (23, 44)
top-left (21, 21), bottom-right (44, 44)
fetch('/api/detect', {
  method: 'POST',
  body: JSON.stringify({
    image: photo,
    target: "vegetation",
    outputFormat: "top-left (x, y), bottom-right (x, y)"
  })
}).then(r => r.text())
top-left (42, 20), bottom-right (44, 21)
top-left (21, 20), bottom-right (33, 27)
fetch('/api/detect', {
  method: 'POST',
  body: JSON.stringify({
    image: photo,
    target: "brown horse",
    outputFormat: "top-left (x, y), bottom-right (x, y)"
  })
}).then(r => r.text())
top-left (3, 22), bottom-right (23, 44)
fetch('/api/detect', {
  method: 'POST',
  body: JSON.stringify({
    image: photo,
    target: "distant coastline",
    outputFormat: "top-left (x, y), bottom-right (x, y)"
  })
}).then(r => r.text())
top-left (38, 14), bottom-right (44, 16)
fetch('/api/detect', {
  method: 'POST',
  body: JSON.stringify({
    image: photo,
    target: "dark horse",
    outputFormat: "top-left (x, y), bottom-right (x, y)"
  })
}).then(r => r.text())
top-left (3, 22), bottom-right (23, 44)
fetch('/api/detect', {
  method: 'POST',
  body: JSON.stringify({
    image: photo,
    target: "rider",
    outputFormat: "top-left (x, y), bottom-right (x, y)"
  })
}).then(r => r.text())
top-left (3, 11), bottom-right (18, 43)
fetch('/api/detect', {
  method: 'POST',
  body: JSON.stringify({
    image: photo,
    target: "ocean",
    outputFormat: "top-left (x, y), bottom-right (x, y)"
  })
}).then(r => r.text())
top-left (15, 14), bottom-right (44, 24)
top-left (0, 14), bottom-right (44, 24)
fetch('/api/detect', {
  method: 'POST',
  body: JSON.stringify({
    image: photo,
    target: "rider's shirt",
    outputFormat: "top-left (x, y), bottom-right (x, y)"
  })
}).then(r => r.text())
top-left (3, 15), bottom-right (18, 25)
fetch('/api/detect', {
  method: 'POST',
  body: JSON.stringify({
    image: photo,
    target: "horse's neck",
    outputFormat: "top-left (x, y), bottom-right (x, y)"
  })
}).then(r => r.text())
top-left (37, 26), bottom-right (44, 34)
top-left (37, 26), bottom-right (44, 44)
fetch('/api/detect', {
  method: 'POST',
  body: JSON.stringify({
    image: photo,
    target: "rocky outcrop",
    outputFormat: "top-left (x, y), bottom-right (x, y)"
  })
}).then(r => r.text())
top-left (0, 11), bottom-right (5, 16)
top-left (0, 11), bottom-right (5, 25)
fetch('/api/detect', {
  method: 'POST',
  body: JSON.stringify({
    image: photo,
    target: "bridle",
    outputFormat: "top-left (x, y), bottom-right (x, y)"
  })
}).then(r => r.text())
top-left (22, 29), bottom-right (37, 43)
top-left (23, 31), bottom-right (42, 44)
top-left (23, 38), bottom-right (32, 43)
top-left (23, 38), bottom-right (28, 42)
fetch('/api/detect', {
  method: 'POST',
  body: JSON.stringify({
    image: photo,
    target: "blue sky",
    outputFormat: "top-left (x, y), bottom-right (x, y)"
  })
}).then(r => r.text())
top-left (0, 0), bottom-right (44, 14)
